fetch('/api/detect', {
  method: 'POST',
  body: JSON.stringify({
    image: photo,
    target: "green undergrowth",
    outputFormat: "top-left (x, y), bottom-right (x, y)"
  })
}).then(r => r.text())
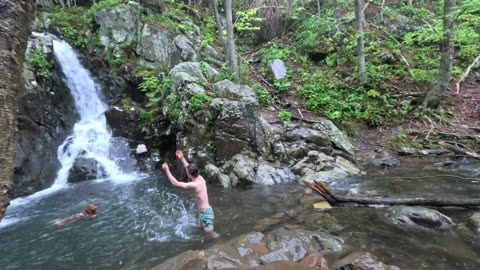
top-left (240, 1), bottom-right (480, 130)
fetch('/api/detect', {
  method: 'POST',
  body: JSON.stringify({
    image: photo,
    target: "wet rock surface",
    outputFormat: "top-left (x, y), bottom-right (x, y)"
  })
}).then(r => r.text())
top-left (152, 228), bottom-right (340, 270)
top-left (332, 252), bottom-right (401, 270)
top-left (385, 206), bottom-right (454, 230)
top-left (67, 156), bottom-right (106, 183)
top-left (14, 34), bottom-right (77, 198)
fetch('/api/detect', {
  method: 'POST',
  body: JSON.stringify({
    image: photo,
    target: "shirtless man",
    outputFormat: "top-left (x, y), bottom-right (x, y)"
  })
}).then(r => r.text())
top-left (49, 204), bottom-right (97, 226)
top-left (162, 150), bottom-right (219, 238)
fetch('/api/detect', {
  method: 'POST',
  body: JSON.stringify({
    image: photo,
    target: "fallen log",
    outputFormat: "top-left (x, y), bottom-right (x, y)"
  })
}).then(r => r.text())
top-left (438, 141), bottom-right (480, 160)
top-left (304, 179), bottom-right (480, 207)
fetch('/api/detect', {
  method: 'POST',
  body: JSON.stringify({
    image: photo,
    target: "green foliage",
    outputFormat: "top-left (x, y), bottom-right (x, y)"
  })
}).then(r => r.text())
top-left (200, 16), bottom-right (217, 48)
top-left (235, 8), bottom-right (263, 31)
top-left (51, 7), bottom-right (89, 48)
top-left (188, 93), bottom-right (211, 112)
top-left (253, 85), bottom-right (271, 106)
top-left (215, 64), bottom-right (235, 81)
top-left (413, 106), bottom-right (433, 119)
top-left (104, 49), bottom-right (127, 67)
top-left (259, 43), bottom-right (291, 79)
top-left (30, 48), bottom-right (53, 93)
top-left (274, 79), bottom-right (291, 93)
top-left (86, 0), bottom-right (124, 20)
top-left (294, 10), bottom-right (337, 51)
top-left (278, 109), bottom-right (292, 123)
top-left (296, 70), bottom-right (390, 126)
top-left (30, 48), bottom-right (53, 80)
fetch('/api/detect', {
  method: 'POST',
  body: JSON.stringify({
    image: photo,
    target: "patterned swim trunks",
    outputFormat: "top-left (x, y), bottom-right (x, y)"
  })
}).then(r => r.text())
top-left (199, 207), bottom-right (214, 228)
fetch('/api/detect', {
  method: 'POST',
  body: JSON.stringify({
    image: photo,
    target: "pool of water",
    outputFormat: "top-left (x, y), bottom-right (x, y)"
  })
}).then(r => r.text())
top-left (1, 158), bottom-right (480, 270)
top-left (0, 176), bottom-right (303, 270)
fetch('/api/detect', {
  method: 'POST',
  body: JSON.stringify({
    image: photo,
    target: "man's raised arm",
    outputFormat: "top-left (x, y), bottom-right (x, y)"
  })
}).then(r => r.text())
top-left (176, 150), bottom-right (189, 169)
top-left (162, 163), bottom-right (193, 189)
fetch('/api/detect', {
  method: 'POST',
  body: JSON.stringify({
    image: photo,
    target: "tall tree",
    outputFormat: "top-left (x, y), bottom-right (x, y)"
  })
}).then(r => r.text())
top-left (0, 0), bottom-right (36, 221)
top-left (355, 0), bottom-right (367, 84)
top-left (423, 0), bottom-right (456, 108)
top-left (210, 0), bottom-right (227, 55)
top-left (225, 0), bottom-right (240, 83)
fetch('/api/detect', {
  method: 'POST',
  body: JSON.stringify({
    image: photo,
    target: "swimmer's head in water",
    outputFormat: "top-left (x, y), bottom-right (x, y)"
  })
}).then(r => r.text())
top-left (83, 204), bottom-right (97, 216)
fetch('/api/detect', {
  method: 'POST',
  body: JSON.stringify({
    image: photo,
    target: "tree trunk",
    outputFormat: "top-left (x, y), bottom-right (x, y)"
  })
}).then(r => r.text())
top-left (0, 0), bottom-right (36, 221)
top-left (423, 0), bottom-right (456, 108)
top-left (305, 180), bottom-right (480, 207)
top-left (210, 0), bottom-right (227, 56)
top-left (355, 0), bottom-right (367, 84)
top-left (225, 0), bottom-right (240, 83)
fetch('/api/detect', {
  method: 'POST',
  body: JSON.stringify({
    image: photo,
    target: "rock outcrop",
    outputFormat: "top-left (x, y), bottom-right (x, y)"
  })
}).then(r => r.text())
top-left (14, 34), bottom-right (77, 197)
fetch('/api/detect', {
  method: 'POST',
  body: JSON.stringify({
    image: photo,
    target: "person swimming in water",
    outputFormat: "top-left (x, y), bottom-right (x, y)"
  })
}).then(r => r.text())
top-left (49, 204), bottom-right (97, 226)
top-left (162, 150), bottom-right (219, 238)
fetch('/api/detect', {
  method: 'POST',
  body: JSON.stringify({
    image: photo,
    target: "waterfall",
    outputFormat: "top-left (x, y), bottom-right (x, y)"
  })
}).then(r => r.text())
top-left (52, 39), bottom-right (123, 186)
top-left (8, 39), bottom-right (140, 207)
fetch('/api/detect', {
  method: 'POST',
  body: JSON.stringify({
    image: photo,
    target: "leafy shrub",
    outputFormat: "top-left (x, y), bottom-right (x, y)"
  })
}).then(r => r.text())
top-left (253, 85), bottom-right (271, 106)
top-left (278, 109), bottom-right (292, 123)
top-left (188, 93), bottom-right (211, 112)
top-left (51, 7), bottom-right (89, 47)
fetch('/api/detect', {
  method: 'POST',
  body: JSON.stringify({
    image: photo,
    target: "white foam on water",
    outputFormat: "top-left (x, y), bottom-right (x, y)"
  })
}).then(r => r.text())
top-left (5, 39), bottom-right (144, 217)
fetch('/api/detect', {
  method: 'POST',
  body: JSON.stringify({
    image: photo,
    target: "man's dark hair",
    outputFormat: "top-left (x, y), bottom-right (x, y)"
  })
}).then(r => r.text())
top-left (187, 163), bottom-right (199, 178)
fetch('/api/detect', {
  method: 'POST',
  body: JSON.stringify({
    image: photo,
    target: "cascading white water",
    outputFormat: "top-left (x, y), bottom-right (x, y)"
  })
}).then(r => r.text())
top-left (7, 39), bottom-right (140, 208)
top-left (52, 39), bottom-right (123, 186)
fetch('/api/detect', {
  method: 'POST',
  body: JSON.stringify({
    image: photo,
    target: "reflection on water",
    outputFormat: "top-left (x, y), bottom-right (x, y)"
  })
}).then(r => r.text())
top-left (1, 158), bottom-right (480, 270)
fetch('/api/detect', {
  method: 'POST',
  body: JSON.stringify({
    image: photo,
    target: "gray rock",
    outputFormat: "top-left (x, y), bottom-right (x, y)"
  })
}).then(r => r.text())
top-left (95, 2), bottom-right (141, 48)
top-left (466, 212), bottom-right (480, 233)
top-left (204, 163), bottom-right (231, 188)
top-left (398, 147), bottom-right (418, 156)
top-left (136, 24), bottom-right (181, 69)
top-left (268, 59), bottom-right (287, 80)
top-left (285, 126), bottom-right (330, 146)
top-left (105, 106), bottom-right (138, 138)
top-left (169, 62), bottom-right (211, 86)
top-left (213, 80), bottom-right (258, 104)
top-left (67, 157), bottom-right (107, 183)
top-left (222, 154), bottom-right (256, 185)
top-left (385, 206), bottom-right (454, 230)
top-left (174, 35), bottom-right (198, 62)
top-left (312, 120), bottom-right (355, 155)
top-left (14, 35), bottom-right (77, 197)
top-left (259, 248), bottom-right (290, 264)
top-left (209, 99), bottom-right (256, 161)
top-left (136, 144), bottom-right (148, 154)
top-left (255, 159), bottom-right (296, 185)
top-left (332, 252), bottom-right (402, 270)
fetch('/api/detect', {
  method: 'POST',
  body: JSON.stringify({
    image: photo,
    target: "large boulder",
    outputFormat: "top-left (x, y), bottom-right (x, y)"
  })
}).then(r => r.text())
top-left (136, 26), bottom-right (200, 69)
top-left (136, 24), bottom-right (181, 68)
top-left (255, 159), bottom-right (296, 185)
top-left (222, 154), bottom-right (256, 185)
top-left (208, 80), bottom-right (258, 161)
top-left (94, 2), bottom-right (141, 49)
top-left (67, 157), bottom-right (106, 183)
top-left (105, 106), bottom-right (139, 139)
top-left (385, 206), bottom-right (454, 230)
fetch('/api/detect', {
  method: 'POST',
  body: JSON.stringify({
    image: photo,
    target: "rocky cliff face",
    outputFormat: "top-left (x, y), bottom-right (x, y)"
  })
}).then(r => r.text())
top-left (14, 34), bottom-right (77, 198)
top-left (13, 1), bottom-right (361, 198)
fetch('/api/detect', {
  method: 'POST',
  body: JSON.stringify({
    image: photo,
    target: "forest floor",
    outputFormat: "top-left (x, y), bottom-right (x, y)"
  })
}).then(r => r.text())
top-left (352, 72), bottom-right (480, 168)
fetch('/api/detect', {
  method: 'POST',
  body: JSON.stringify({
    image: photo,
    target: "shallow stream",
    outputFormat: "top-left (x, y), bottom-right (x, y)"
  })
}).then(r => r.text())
top-left (1, 158), bottom-right (480, 269)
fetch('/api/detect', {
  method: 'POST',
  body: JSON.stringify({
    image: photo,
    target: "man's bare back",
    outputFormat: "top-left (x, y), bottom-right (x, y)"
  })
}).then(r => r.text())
top-left (162, 150), bottom-right (218, 238)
